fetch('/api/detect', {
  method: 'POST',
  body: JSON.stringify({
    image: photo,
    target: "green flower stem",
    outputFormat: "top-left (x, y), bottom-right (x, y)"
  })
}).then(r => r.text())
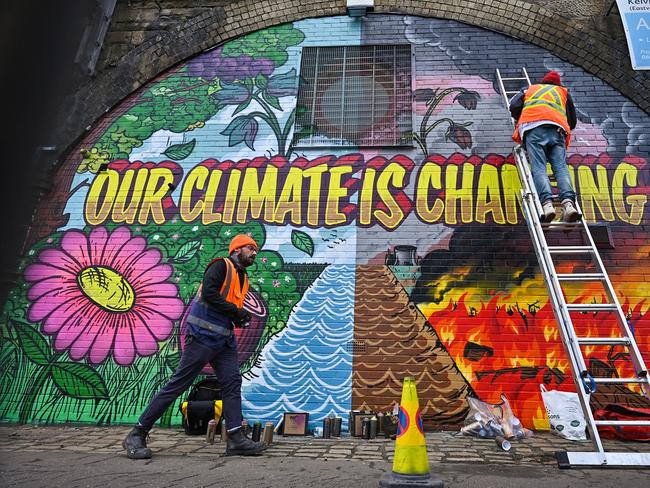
top-left (18, 366), bottom-right (50, 424)
top-left (252, 94), bottom-right (285, 155)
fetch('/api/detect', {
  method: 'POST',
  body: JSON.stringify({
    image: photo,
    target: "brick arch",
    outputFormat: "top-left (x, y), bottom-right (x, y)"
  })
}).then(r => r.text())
top-left (66, 0), bottom-right (648, 155)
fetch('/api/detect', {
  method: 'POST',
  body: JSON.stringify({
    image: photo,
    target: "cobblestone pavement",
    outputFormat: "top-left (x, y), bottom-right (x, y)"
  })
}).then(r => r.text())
top-left (0, 425), bottom-right (648, 464)
top-left (1, 425), bottom-right (649, 487)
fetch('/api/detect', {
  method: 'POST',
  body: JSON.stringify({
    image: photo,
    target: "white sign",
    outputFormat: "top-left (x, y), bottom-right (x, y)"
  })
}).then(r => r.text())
top-left (617, 0), bottom-right (650, 69)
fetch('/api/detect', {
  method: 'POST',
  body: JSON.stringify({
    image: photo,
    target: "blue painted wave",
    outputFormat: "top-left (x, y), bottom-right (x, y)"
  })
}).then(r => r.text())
top-left (242, 264), bottom-right (355, 431)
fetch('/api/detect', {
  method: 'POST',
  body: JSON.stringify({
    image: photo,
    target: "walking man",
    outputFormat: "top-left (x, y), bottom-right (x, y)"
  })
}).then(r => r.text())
top-left (123, 234), bottom-right (266, 459)
top-left (510, 70), bottom-right (579, 222)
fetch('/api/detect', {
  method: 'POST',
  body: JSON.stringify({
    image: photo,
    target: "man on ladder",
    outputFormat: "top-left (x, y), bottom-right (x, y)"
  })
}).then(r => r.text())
top-left (509, 70), bottom-right (579, 223)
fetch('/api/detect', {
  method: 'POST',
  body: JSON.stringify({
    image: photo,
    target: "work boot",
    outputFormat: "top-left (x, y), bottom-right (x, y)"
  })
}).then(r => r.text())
top-left (541, 200), bottom-right (556, 222)
top-left (225, 428), bottom-right (267, 456)
top-left (123, 425), bottom-right (152, 459)
top-left (561, 199), bottom-right (580, 222)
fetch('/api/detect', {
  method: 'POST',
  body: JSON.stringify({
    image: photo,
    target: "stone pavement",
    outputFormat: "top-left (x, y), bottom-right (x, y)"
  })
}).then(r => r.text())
top-left (1, 425), bottom-right (649, 487)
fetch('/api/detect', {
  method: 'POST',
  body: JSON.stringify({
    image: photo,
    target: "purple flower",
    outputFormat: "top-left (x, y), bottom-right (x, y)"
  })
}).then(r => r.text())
top-left (454, 91), bottom-right (480, 110)
top-left (445, 123), bottom-right (473, 149)
top-left (187, 47), bottom-right (274, 82)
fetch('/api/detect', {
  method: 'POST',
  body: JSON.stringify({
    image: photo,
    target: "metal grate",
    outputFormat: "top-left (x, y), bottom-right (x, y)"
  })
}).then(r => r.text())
top-left (293, 45), bottom-right (412, 147)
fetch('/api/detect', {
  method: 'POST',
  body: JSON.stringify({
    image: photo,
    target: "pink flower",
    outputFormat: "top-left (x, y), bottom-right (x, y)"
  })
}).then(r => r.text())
top-left (261, 257), bottom-right (268, 263)
top-left (24, 227), bottom-right (184, 366)
top-left (272, 280), bottom-right (281, 288)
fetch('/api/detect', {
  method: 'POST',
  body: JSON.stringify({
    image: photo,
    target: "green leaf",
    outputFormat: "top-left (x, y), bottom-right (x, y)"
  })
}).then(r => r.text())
top-left (232, 97), bottom-right (252, 117)
top-left (291, 230), bottom-right (314, 257)
top-left (12, 321), bottom-right (51, 365)
top-left (50, 362), bottom-right (109, 400)
top-left (163, 138), bottom-right (196, 161)
top-left (171, 240), bottom-right (201, 263)
top-left (262, 92), bottom-right (282, 111)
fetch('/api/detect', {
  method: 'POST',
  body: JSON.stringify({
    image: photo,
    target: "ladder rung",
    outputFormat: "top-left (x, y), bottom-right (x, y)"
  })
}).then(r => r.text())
top-left (576, 337), bottom-right (630, 346)
top-left (501, 77), bottom-right (529, 81)
top-left (556, 273), bottom-right (605, 281)
top-left (566, 303), bottom-right (618, 311)
top-left (595, 420), bottom-right (650, 427)
top-left (593, 377), bottom-right (649, 385)
top-left (548, 246), bottom-right (593, 254)
top-left (541, 222), bottom-right (583, 230)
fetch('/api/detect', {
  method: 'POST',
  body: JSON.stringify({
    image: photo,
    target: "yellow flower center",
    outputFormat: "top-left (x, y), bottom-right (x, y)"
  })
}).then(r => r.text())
top-left (77, 266), bottom-right (135, 312)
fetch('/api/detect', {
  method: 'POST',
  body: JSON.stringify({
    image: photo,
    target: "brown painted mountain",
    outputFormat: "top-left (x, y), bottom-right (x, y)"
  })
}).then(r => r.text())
top-left (353, 265), bottom-right (473, 427)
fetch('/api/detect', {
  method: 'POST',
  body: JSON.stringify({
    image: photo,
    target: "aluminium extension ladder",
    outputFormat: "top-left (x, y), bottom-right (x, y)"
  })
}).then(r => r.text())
top-left (496, 67), bottom-right (650, 468)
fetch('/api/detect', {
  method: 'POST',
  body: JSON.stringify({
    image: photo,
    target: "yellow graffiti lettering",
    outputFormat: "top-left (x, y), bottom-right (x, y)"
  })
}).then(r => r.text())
top-left (500, 164), bottom-right (522, 225)
top-left (476, 164), bottom-right (505, 224)
top-left (577, 165), bottom-right (614, 222)
top-left (612, 163), bottom-right (646, 225)
top-left (180, 166), bottom-right (209, 222)
top-left (113, 169), bottom-right (148, 224)
top-left (359, 167), bottom-right (377, 226)
top-left (445, 164), bottom-right (474, 224)
top-left (304, 165), bottom-right (327, 226)
top-left (415, 162), bottom-right (444, 223)
top-left (222, 169), bottom-right (241, 224)
top-left (325, 166), bottom-right (352, 226)
top-left (85, 170), bottom-right (120, 225)
top-left (236, 167), bottom-right (278, 223)
top-left (203, 169), bottom-right (224, 225)
top-left (138, 167), bottom-right (174, 225)
top-left (374, 162), bottom-right (407, 229)
top-left (274, 167), bottom-right (303, 225)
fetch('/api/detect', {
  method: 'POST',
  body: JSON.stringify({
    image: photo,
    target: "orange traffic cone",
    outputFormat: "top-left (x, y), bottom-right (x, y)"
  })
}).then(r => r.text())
top-left (379, 377), bottom-right (444, 487)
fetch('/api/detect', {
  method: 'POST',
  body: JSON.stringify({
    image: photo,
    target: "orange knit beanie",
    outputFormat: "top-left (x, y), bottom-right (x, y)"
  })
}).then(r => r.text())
top-left (229, 234), bottom-right (258, 254)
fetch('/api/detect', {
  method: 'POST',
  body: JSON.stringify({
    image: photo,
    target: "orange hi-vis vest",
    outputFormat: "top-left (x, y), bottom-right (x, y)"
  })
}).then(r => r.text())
top-left (202, 257), bottom-right (249, 308)
top-left (512, 84), bottom-right (571, 148)
top-left (216, 257), bottom-right (248, 308)
top-left (186, 257), bottom-right (249, 337)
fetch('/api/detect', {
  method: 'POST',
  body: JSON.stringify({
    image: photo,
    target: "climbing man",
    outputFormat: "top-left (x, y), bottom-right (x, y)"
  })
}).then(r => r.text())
top-left (510, 70), bottom-right (579, 222)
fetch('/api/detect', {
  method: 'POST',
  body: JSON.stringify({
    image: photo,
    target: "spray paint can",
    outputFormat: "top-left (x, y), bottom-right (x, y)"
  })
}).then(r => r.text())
top-left (206, 419), bottom-right (217, 444)
top-left (220, 419), bottom-right (228, 442)
top-left (361, 418), bottom-right (371, 439)
top-left (263, 422), bottom-right (274, 445)
top-left (460, 421), bottom-right (482, 436)
top-left (332, 416), bottom-right (342, 437)
top-left (369, 416), bottom-right (378, 439)
top-left (495, 435), bottom-right (512, 451)
top-left (323, 417), bottom-right (331, 439)
top-left (252, 421), bottom-right (262, 442)
top-left (241, 420), bottom-right (249, 437)
top-left (376, 412), bottom-right (384, 434)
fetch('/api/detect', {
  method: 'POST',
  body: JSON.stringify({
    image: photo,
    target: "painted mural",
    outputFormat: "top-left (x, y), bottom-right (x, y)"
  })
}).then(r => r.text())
top-left (1, 15), bottom-right (649, 431)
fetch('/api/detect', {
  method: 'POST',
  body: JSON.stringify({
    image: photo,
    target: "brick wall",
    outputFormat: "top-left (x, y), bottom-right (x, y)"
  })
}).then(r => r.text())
top-left (2, 12), bottom-right (648, 433)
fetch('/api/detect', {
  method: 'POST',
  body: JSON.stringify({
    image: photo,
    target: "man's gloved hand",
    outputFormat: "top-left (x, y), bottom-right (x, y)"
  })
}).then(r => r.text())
top-left (234, 308), bottom-right (251, 328)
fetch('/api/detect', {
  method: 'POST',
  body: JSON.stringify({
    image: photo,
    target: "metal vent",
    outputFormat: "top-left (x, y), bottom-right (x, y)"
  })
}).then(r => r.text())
top-left (293, 45), bottom-right (412, 147)
top-left (346, 339), bottom-right (367, 354)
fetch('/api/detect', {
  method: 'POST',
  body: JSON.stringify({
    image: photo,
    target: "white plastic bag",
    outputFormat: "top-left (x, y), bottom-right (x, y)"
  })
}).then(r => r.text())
top-left (540, 384), bottom-right (587, 441)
